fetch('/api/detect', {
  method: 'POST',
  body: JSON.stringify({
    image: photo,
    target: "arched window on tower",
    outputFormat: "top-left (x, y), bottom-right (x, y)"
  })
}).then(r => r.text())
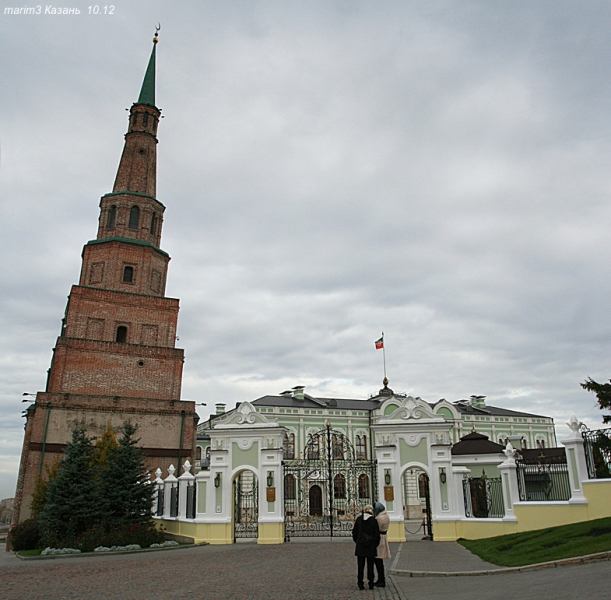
top-left (116, 326), bottom-right (127, 343)
top-left (123, 266), bottom-right (134, 283)
top-left (150, 212), bottom-right (157, 236)
top-left (106, 205), bottom-right (116, 229)
top-left (142, 112), bottom-right (149, 127)
top-left (129, 206), bottom-right (140, 230)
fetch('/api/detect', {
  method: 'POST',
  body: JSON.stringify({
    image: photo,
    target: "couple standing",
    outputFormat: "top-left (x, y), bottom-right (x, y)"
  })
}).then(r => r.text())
top-left (351, 502), bottom-right (390, 590)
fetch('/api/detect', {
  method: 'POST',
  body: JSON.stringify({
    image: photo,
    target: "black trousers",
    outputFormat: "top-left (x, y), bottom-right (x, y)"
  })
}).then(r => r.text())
top-left (357, 556), bottom-right (375, 586)
top-left (374, 558), bottom-right (385, 584)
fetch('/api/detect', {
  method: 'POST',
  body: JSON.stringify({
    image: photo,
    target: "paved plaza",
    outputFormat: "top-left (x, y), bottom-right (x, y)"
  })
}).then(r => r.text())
top-left (1, 539), bottom-right (609, 600)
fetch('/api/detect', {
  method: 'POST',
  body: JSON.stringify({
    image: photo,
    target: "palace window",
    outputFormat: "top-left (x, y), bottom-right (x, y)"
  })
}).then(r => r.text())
top-left (195, 446), bottom-right (202, 467)
top-left (283, 433), bottom-right (295, 459)
top-left (129, 205), bottom-right (140, 230)
top-left (306, 434), bottom-right (320, 460)
top-left (123, 266), bottom-right (134, 283)
top-left (332, 434), bottom-right (344, 460)
top-left (284, 474), bottom-right (296, 500)
top-left (116, 326), bottom-right (127, 343)
top-left (334, 474), bottom-right (346, 499)
top-left (356, 435), bottom-right (367, 460)
top-left (106, 205), bottom-right (116, 228)
top-left (358, 474), bottom-right (370, 499)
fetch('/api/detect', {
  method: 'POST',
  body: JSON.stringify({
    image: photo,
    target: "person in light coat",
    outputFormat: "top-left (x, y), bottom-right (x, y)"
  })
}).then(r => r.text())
top-left (374, 501), bottom-right (391, 587)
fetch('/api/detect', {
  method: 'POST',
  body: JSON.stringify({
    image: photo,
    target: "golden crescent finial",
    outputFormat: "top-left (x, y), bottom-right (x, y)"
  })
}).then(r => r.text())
top-left (153, 23), bottom-right (160, 43)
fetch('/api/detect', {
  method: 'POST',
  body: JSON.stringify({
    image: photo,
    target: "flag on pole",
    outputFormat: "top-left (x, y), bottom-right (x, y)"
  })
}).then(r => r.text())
top-left (375, 336), bottom-right (384, 350)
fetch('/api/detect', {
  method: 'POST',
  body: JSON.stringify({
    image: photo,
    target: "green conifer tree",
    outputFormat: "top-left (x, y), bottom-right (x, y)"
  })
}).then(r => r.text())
top-left (29, 456), bottom-right (61, 519)
top-left (39, 428), bottom-right (103, 547)
top-left (99, 423), bottom-right (155, 528)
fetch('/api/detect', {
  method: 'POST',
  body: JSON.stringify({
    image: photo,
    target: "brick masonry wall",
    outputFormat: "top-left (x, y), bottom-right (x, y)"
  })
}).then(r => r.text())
top-left (65, 286), bottom-right (179, 346)
top-left (80, 241), bottom-right (169, 296)
top-left (15, 393), bottom-right (197, 523)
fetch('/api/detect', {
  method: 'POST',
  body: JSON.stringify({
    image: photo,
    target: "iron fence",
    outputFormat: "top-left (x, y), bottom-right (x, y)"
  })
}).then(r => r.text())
top-left (516, 453), bottom-right (571, 501)
top-left (170, 484), bottom-right (179, 517)
top-left (462, 473), bottom-right (505, 518)
top-left (582, 428), bottom-right (611, 479)
top-left (186, 482), bottom-right (196, 519)
top-left (155, 487), bottom-right (164, 516)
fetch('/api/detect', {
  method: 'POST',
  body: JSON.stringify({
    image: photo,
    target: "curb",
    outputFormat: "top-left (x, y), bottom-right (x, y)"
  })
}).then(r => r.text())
top-left (391, 550), bottom-right (611, 577)
top-left (14, 541), bottom-right (210, 561)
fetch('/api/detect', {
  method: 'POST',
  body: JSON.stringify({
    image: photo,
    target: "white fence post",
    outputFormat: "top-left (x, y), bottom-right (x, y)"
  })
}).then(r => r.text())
top-left (498, 443), bottom-right (519, 521)
top-left (163, 464), bottom-right (178, 518)
top-left (178, 460), bottom-right (195, 519)
top-left (153, 468), bottom-right (165, 516)
top-left (561, 415), bottom-right (589, 505)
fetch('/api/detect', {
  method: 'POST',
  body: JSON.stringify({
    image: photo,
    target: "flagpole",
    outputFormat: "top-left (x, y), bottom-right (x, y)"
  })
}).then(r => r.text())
top-left (382, 331), bottom-right (386, 379)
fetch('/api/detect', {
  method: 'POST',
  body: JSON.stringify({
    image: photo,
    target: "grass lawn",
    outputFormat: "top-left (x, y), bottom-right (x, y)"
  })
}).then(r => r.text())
top-left (17, 549), bottom-right (43, 557)
top-left (459, 517), bottom-right (611, 567)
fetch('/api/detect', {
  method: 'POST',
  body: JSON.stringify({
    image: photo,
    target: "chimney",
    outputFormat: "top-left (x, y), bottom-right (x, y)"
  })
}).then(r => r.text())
top-left (470, 395), bottom-right (486, 409)
top-left (292, 386), bottom-right (305, 400)
top-left (215, 403), bottom-right (226, 415)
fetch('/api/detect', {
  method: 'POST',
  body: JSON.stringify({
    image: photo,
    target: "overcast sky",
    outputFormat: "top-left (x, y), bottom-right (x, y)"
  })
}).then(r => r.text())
top-left (2, 1), bottom-right (611, 500)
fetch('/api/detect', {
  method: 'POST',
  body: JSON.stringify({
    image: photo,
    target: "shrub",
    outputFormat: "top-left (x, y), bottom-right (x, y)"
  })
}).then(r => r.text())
top-left (75, 522), bottom-right (165, 553)
top-left (10, 519), bottom-right (41, 551)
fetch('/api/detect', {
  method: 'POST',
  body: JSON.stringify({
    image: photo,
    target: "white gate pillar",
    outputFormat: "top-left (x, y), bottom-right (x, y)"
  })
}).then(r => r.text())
top-left (498, 444), bottom-right (519, 521)
top-left (561, 415), bottom-right (589, 505)
top-left (178, 460), bottom-right (195, 519)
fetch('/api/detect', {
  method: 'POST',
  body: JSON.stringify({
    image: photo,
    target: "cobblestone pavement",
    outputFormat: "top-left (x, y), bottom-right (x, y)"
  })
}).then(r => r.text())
top-left (0, 541), bottom-right (406, 600)
top-left (391, 540), bottom-right (501, 574)
top-left (393, 560), bottom-right (611, 600)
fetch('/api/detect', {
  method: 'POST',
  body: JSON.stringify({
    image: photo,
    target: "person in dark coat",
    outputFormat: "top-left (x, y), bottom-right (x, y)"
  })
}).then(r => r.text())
top-left (352, 504), bottom-right (381, 590)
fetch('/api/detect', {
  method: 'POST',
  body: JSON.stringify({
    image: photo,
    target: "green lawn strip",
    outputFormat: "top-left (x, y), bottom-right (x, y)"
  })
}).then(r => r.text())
top-left (17, 549), bottom-right (43, 557)
top-left (458, 517), bottom-right (611, 567)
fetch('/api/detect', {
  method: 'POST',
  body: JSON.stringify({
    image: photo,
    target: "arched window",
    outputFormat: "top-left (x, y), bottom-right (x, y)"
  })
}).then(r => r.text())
top-left (306, 434), bottom-right (320, 460)
top-left (142, 112), bottom-right (149, 127)
top-left (196, 446), bottom-right (202, 464)
top-left (521, 438), bottom-right (528, 450)
top-left (283, 433), bottom-right (295, 459)
top-left (106, 205), bottom-right (116, 228)
top-left (332, 434), bottom-right (344, 460)
top-left (284, 474), bottom-right (296, 500)
top-left (150, 212), bottom-right (157, 235)
top-left (123, 266), bottom-right (134, 283)
top-left (334, 474), bottom-right (346, 499)
top-left (116, 326), bottom-right (127, 343)
top-left (129, 205), bottom-right (140, 230)
top-left (358, 474), bottom-right (370, 499)
top-left (356, 435), bottom-right (367, 460)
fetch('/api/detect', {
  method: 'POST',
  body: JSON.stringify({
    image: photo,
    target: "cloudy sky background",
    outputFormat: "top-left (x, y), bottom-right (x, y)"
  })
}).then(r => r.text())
top-left (2, 1), bottom-right (611, 499)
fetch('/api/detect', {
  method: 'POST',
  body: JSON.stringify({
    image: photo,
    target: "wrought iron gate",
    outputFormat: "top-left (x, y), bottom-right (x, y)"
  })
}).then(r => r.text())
top-left (283, 423), bottom-right (378, 540)
top-left (233, 471), bottom-right (259, 540)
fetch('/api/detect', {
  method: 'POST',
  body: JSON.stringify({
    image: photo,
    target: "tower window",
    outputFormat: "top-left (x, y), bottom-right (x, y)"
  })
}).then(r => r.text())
top-left (150, 212), bottom-right (157, 235)
top-left (106, 205), bottom-right (116, 229)
top-left (129, 206), bottom-right (140, 230)
top-left (116, 326), bottom-right (127, 344)
top-left (143, 112), bottom-right (149, 127)
top-left (123, 266), bottom-right (134, 283)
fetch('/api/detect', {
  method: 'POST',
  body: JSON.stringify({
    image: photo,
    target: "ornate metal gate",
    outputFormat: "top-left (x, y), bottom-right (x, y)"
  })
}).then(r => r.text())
top-left (233, 471), bottom-right (259, 540)
top-left (283, 423), bottom-right (378, 540)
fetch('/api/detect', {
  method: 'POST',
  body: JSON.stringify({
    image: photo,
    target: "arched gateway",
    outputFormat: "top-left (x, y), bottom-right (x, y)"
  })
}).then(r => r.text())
top-left (283, 423), bottom-right (378, 540)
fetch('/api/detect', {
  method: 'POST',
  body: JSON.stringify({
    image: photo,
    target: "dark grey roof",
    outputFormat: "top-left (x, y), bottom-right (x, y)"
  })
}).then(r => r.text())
top-left (452, 401), bottom-right (548, 419)
top-left (452, 432), bottom-right (505, 455)
top-left (252, 394), bottom-right (381, 411)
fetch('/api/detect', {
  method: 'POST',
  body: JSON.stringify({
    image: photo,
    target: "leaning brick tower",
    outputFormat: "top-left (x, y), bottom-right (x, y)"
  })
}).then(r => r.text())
top-left (13, 34), bottom-right (196, 525)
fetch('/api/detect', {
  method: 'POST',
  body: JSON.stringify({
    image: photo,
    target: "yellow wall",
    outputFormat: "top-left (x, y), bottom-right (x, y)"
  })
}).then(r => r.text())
top-left (258, 522), bottom-right (284, 544)
top-left (387, 521), bottom-right (406, 543)
top-left (155, 520), bottom-right (233, 545)
top-left (433, 480), bottom-right (611, 541)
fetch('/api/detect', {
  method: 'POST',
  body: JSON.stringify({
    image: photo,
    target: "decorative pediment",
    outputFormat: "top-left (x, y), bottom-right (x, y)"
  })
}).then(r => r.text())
top-left (212, 401), bottom-right (279, 429)
top-left (381, 396), bottom-right (445, 423)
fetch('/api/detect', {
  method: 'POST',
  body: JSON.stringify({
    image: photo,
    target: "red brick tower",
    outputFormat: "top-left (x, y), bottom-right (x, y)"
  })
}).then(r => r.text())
top-left (13, 34), bottom-right (196, 525)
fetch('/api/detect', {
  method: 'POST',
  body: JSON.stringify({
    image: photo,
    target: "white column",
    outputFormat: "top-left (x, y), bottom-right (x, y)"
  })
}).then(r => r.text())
top-left (195, 468), bottom-right (210, 520)
top-left (153, 468), bottom-right (164, 516)
top-left (561, 415), bottom-right (589, 505)
top-left (449, 466), bottom-right (470, 519)
top-left (498, 443), bottom-right (519, 522)
top-left (163, 464), bottom-right (178, 519)
top-left (178, 460), bottom-right (195, 519)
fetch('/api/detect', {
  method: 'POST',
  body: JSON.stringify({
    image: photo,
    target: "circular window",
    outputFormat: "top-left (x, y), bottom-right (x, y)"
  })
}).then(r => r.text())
top-left (138, 360), bottom-right (144, 367)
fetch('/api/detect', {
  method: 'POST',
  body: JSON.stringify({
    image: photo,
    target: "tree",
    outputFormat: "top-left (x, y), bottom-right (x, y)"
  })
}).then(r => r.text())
top-left (92, 421), bottom-right (118, 470)
top-left (39, 428), bottom-right (104, 547)
top-left (29, 456), bottom-right (61, 519)
top-left (98, 423), bottom-right (155, 528)
top-left (580, 377), bottom-right (611, 423)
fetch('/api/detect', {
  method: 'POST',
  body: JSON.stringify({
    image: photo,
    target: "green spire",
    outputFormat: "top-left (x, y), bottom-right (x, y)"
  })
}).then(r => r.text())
top-left (137, 39), bottom-right (157, 106)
